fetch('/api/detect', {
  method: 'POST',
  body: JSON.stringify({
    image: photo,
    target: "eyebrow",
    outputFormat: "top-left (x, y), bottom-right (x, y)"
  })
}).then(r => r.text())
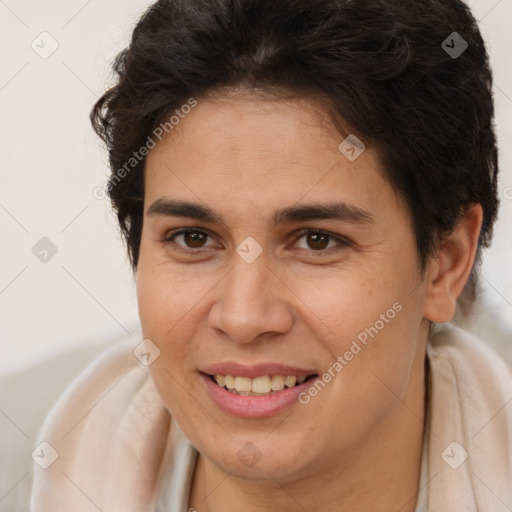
top-left (146, 199), bottom-right (374, 226)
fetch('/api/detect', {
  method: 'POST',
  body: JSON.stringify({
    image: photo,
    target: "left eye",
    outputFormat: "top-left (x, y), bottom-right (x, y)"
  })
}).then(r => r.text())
top-left (294, 229), bottom-right (348, 252)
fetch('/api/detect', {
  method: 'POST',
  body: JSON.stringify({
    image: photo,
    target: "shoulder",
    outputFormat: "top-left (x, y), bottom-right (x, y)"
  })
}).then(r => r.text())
top-left (425, 324), bottom-right (512, 509)
top-left (0, 338), bottom-right (120, 511)
top-left (28, 338), bottom-right (171, 511)
top-left (427, 322), bottom-right (512, 431)
top-left (428, 323), bottom-right (512, 383)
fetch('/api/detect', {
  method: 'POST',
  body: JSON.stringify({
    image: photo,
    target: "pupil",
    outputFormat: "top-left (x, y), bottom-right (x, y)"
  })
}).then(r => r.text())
top-left (185, 231), bottom-right (206, 248)
top-left (308, 233), bottom-right (328, 250)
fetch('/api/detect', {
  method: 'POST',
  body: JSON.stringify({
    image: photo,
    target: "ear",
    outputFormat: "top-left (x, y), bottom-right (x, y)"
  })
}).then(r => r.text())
top-left (422, 203), bottom-right (483, 323)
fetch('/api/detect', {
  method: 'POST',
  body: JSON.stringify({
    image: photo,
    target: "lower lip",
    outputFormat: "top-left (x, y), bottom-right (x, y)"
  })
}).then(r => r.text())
top-left (201, 373), bottom-right (318, 418)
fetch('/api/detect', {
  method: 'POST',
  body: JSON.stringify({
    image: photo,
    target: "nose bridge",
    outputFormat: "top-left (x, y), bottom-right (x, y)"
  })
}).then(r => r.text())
top-left (209, 253), bottom-right (292, 343)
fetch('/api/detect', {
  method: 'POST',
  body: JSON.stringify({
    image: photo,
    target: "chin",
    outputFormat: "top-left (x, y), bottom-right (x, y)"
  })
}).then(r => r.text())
top-left (202, 431), bottom-right (315, 481)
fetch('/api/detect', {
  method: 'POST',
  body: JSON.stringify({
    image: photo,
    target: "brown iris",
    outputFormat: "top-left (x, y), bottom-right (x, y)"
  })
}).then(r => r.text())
top-left (306, 232), bottom-right (330, 250)
top-left (184, 231), bottom-right (208, 248)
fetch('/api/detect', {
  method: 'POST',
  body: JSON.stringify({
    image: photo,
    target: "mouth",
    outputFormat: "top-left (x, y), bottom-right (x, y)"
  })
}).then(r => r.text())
top-left (200, 369), bottom-right (320, 418)
top-left (208, 373), bottom-right (318, 396)
top-left (199, 361), bottom-right (321, 417)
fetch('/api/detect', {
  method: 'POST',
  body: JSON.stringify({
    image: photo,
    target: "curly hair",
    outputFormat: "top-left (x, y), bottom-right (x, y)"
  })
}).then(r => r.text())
top-left (90, 0), bottom-right (499, 307)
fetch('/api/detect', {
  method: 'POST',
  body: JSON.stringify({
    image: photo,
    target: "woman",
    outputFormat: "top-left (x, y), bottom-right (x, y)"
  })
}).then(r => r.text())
top-left (30, 0), bottom-right (512, 510)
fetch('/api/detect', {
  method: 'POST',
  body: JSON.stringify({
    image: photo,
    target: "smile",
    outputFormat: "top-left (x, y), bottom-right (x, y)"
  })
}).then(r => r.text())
top-left (201, 371), bottom-right (320, 418)
top-left (210, 374), bottom-right (315, 395)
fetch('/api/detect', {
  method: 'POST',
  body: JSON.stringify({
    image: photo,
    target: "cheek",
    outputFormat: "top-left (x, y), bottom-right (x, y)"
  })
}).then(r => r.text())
top-left (137, 277), bottom-right (200, 422)
top-left (136, 258), bottom-right (200, 410)
top-left (290, 261), bottom-right (423, 409)
top-left (285, 260), bottom-right (408, 343)
top-left (304, 305), bottom-right (423, 457)
top-left (136, 255), bottom-right (212, 339)
top-left (137, 272), bottom-right (198, 371)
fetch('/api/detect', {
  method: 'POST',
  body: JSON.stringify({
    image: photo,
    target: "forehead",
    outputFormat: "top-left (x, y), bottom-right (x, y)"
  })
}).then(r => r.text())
top-left (143, 93), bottom-right (404, 225)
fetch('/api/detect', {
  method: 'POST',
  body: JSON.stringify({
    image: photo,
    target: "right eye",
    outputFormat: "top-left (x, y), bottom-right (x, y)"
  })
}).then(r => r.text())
top-left (162, 229), bottom-right (217, 252)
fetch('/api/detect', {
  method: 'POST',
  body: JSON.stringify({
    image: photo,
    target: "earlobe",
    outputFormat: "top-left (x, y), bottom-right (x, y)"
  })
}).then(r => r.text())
top-left (422, 203), bottom-right (483, 323)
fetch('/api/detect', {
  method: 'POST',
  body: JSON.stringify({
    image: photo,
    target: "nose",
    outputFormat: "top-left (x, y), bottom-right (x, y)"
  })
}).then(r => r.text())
top-left (207, 254), bottom-right (294, 344)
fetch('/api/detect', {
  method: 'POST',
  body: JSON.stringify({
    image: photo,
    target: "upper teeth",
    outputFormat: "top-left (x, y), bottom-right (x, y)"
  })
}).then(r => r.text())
top-left (214, 374), bottom-right (308, 394)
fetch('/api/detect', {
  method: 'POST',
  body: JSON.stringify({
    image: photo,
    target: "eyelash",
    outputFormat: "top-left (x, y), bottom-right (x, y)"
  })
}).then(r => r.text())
top-left (161, 228), bottom-right (350, 256)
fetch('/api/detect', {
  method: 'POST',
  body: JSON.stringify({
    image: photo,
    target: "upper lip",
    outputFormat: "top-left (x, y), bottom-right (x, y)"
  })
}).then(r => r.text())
top-left (200, 362), bottom-right (318, 378)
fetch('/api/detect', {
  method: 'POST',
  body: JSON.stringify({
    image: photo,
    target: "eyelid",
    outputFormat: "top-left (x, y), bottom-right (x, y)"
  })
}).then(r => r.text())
top-left (294, 228), bottom-right (353, 258)
top-left (292, 228), bottom-right (351, 252)
top-left (162, 228), bottom-right (218, 251)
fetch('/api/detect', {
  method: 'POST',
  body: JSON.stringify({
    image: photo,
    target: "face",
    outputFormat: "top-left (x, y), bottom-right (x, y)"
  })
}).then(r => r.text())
top-left (137, 91), bottom-right (431, 483)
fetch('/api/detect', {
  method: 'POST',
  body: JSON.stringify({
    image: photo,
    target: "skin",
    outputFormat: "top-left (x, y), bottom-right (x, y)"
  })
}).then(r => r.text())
top-left (137, 89), bottom-right (483, 512)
